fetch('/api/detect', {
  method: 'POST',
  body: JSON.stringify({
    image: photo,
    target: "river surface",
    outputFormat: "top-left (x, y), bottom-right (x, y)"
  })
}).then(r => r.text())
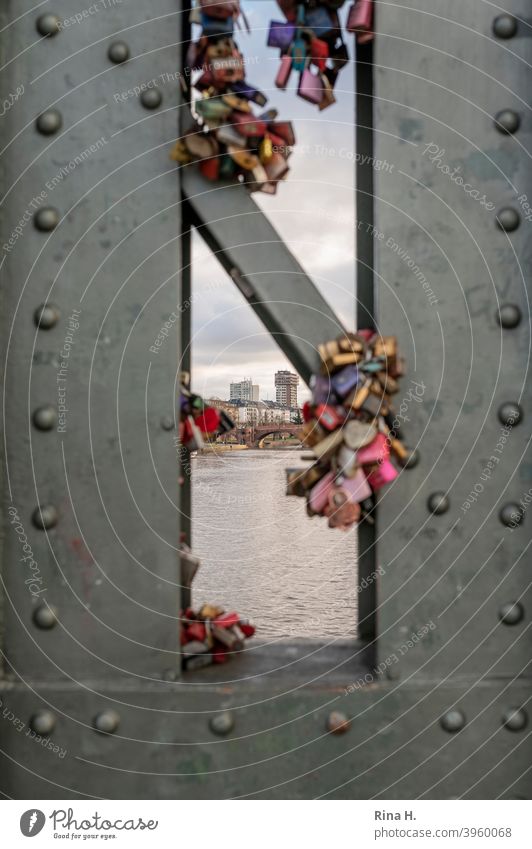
top-left (192, 450), bottom-right (358, 640)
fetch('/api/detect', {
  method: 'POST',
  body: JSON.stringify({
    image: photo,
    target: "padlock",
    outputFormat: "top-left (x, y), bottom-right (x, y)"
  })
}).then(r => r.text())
top-left (305, 5), bottom-right (335, 37)
top-left (346, 0), bottom-right (373, 35)
top-left (268, 19), bottom-right (296, 49)
top-left (302, 462), bottom-right (329, 491)
top-left (309, 37), bottom-right (329, 72)
top-left (335, 444), bottom-right (358, 477)
top-left (299, 419), bottom-right (325, 447)
top-left (211, 624), bottom-right (243, 651)
top-left (269, 121), bottom-right (296, 146)
top-left (211, 53), bottom-right (245, 86)
top-left (325, 352), bottom-right (362, 374)
top-left (389, 437), bottom-right (410, 464)
top-left (186, 621), bottom-right (207, 642)
top-left (324, 490), bottom-right (360, 530)
top-left (308, 470), bottom-right (335, 514)
top-left (356, 432), bottom-right (389, 466)
top-left (297, 65), bottom-right (324, 105)
top-left (199, 603), bottom-right (224, 619)
top-left (358, 391), bottom-right (384, 419)
top-left (310, 373), bottom-right (334, 405)
top-left (222, 92), bottom-right (252, 112)
top-left (227, 144), bottom-right (259, 171)
top-left (336, 468), bottom-right (372, 503)
top-left (331, 364), bottom-right (360, 398)
top-left (302, 401), bottom-right (315, 423)
top-left (264, 151), bottom-right (290, 183)
top-left (216, 122), bottom-right (247, 147)
top-left (343, 419), bottom-right (378, 450)
top-left (194, 406), bottom-right (221, 434)
top-left (229, 80), bottom-right (269, 107)
top-left (213, 611), bottom-right (241, 629)
top-left (184, 130), bottom-right (219, 160)
top-left (372, 335), bottom-right (397, 369)
top-left (182, 640), bottom-right (210, 656)
top-left (290, 33), bottom-right (307, 72)
top-left (200, 11), bottom-right (235, 37)
top-left (195, 95), bottom-right (233, 124)
top-left (232, 112), bottom-right (268, 138)
top-left (199, 157), bottom-right (220, 180)
top-left (315, 403), bottom-right (343, 431)
top-left (239, 619), bottom-right (255, 638)
top-left (286, 467), bottom-right (308, 497)
top-left (366, 459), bottom-right (398, 491)
top-left (259, 136), bottom-right (274, 164)
top-left (169, 140), bottom-right (192, 164)
top-left (275, 53), bottom-right (293, 89)
top-left (318, 73), bottom-right (337, 111)
top-left (183, 415), bottom-right (205, 450)
top-left (312, 427), bottom-right (344, 461)
top-left (377, 371), bottom-right (399, 394)
top-left (247, 162), bottom-right (269, 192)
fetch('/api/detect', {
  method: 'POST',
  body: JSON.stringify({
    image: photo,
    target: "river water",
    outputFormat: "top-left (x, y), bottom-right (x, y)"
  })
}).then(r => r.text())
top-left (191, 450), bottom-right (358, 640)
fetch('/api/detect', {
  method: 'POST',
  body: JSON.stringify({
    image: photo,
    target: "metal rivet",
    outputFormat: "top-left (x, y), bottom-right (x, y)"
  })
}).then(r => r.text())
top-left (30, 710), bottom-right (56, 735)
top-left (33, 604), bottom-right (58, 630)
top-left (499, 602), bottom-right (524, 625)
top-left (93, 710), bottom-right (120, 734)
top-left (497, 304), bottom-right (521, 329)
top-left (36, 13), bottom-right (60, 37)
top-left (399, 448), bottom-right (419, 469)
top-left (34, 207), bottom-right (59, 232)
top-left (160, 415), bottom-right (174, 431)
top-left (499, 503), bottom-right (522, 527)
top-left (502, 707), bottom-right (528, 731)
top-left (209, 711), bottom-right (234, 736)
top-left (36, 109), bottom-right (63, 136)
top-left (428, 492), bottom-right (449, 515)
top-left (498, 402), bottom-right (522, 427)
top-left (34, 303), bottom-right (60, 330)
top-left (492, 14), bottom-right (518, 39)
top-left (140, 88), bottom-right (162, 110)
top-left (108, 41), bottom-right (130, 63)
top-left (496, 207), bottom-right (520, 232)
top-left (326, 711), bottom-right (351, 735)
top-left (440, 709), bottom-right (466, 733)
top-left (33, 405), bottom-right (57, 431)
top-left (32, 504), bottom-right (59, 530)
top-left (494, 110), bottom-right (520, 135)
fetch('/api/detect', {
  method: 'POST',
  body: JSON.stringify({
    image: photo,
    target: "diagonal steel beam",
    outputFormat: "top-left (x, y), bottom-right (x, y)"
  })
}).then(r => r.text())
top-left (182, 170), bottom-right (346, 385)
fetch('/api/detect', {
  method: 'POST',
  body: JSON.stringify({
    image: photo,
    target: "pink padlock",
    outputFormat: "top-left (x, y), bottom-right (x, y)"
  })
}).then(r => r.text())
top-left (275, 54), bottom-right (292, 89)
top-left (356, 432), bottom-right (389, 466)
top-left (297, 68), bottom-right (324, 105)
top-left (308, 471), bottom-right (335, 514)
top-left (367, 459), bottom-right (398, 491)
top-left (339, 468), bottom-right (372, 503)
top-left (346, 0), bottom-right (373, 34)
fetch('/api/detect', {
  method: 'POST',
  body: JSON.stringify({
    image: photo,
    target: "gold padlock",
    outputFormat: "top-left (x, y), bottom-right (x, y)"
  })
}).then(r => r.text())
top-left (337, 333), bottom-right (365, 355)
top-left (372, 335), bottom-right (397, 369)
top-left (222, 93), bottom-right (252, 113)
top-left (347, 378), bottom-right (372, 410)
top-left (259, 136), bottom-right (274, 164)
top-left (312, 428), bottom-right (344, 461)
top-left (228, 144), bottom-right (259, 171)
top-left (377, 371), bottom-right (399, 394)
top-left (169, 139), bottom-right (192, 163)
top-left (299, 420), bottom-right (325, 447)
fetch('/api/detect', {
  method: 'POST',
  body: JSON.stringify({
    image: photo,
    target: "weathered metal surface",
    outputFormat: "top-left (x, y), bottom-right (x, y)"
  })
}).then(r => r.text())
top-left (374, 0), bottom-right (532, 697)
top-left (0, 0), bottom-right (181, 686)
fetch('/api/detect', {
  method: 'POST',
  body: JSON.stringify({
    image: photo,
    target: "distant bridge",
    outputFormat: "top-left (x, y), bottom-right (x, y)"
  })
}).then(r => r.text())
top-left (239, 424), bottom-right (303, 448)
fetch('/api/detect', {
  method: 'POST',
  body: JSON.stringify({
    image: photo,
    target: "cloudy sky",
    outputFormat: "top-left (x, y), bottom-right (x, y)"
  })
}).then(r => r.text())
top-left (191, 1), bottom-right (356, 403)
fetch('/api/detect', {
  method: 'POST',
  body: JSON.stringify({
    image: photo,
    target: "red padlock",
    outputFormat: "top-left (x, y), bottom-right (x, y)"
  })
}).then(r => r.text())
top-left (302, 401), bottom-right (315, 423)
top-left (239, 620), bottom-right (256, 638)
top-left (186, 621), bottom-right (207, 642)
top-left (232, 112), bottom-right (268, 138)
top-left (346, 0), bottom-right (373, 34)
top-left (213, 611), bottom-right (240, 629)
top-left (194, 406), bottom-right (220, 434)
top-left (315, 403), bottom-right (343, 431)
top-left (199, 157), bottom-right (220, 181)
top-left (309, 38), bottom-right (329, 72)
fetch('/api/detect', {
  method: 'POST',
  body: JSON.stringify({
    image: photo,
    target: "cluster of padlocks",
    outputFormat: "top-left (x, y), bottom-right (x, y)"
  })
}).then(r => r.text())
top-left (286, 331), bottom-right (408, 530)
top-left (179, 373), bottom-right (235, 451)
top-left (170, 0), bottom-right (296, 193)
top-left (267, 0), bottom-right (373, 109)
top-left (180, 603), bottom-right (256, 670)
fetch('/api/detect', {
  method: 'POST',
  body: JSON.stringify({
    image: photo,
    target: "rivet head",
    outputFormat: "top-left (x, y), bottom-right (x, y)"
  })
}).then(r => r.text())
top-left (108, 41), bottom-right (130, 63)
top-left (497, 303), bottom-right (521, 329)
top-left (428, 491), bottom-right (449, 515)
top-left (34, 303), bottom-right (60, 329)
top-left (440, 709), bottom-right (466, 733)
top-left (36, 13), bottom-right (61, 37)
top-left (32, 504), bottom-right (59, 530)
top-left (30, 710), bottom-right (56, 736)
top-left (34, 207), bottom-right (59, 232)
top-left (399, 448), bottom-right (419, 469)
top-left (326, 711), bottom-right (351, 735)
top-left (492, 14), bottom-right (518, 39)
top-left (36, 109), bottom-right (63, 135)
top-left (496, 207), bottom-right (520, 232)
top-left (494, 110), bottom-right (520, 135)
top-left (93, 710), bottom-right (120, 734)
top-left (140, 88), bottom-right (162, 110)
top-left (499, 503), bottom-right (522, 527)
top-left (33, 604), bottom-right (58, 630)
top-left (498, 402), bottom-right (522, 427)
top-left (160, 415), bottom-right (174, 431)
top-left (33, 405), bottom-right (57, 431)
top-left (502, 707), bottom-right (528, 731)
top-left (209, 711), bottom-right (234, 736)
top-left (499, 601), bottom-right (524, 625)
